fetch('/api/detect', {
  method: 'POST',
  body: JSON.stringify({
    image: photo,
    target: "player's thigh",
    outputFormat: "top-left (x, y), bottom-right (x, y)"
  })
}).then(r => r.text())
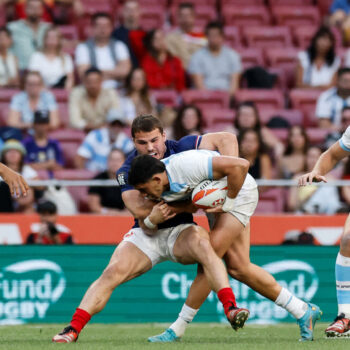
top-left (104, 241), bottom-right (153, 284)
top-left (210, 212), bottom-right (246, 258)
top-left (173, 225), bottom-right (210, 265)
top-left (340, 213), bottom-right (350, 255)
top-left (223, 223), bottom-right (251, 275)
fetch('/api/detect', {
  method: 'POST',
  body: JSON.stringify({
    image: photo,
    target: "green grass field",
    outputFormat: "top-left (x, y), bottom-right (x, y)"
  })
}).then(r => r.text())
top-left (0, 323), bottom-right (347, 350)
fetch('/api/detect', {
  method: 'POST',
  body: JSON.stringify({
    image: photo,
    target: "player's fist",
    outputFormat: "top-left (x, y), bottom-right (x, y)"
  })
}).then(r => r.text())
top-left (149, 201), bottom-right (176, 225)
top-left (298, 171), bottom-right (327, 186)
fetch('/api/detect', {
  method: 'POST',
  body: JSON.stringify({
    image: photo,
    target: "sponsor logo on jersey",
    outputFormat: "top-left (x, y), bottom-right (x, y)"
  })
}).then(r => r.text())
top-left (117, 173), bottom-right (126, 186)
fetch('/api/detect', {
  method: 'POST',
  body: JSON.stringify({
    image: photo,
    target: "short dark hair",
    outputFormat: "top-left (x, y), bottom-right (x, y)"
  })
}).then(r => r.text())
top-left (84, 67), bottom-right (102, 78)
top-left (91, 12), bottom-right (113, 25)
top-left (131, 115), bottom-right (164, 138)
top-left (128, 155), bottom-right (166, 186)
top-left (37, 200), bottom-right (57, 215)
top-left (0, 26), bottom-right (11, 37)
top-left (205, 21), bottom-right (224, 36)
top-left (338, 67), bottom-right (350, 78)
top-left (179, 2), bottom-right (194, 11)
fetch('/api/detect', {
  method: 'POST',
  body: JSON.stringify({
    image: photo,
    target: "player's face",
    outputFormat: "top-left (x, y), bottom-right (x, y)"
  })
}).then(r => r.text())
top-left (133, 129), bottom-right (167, 159)
top-left (136, 178), bottom-right (164, 200)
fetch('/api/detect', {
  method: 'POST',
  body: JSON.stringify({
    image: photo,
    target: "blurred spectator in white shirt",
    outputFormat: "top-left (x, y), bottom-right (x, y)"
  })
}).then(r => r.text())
top-left (296, 26), bottom-right (340, 89)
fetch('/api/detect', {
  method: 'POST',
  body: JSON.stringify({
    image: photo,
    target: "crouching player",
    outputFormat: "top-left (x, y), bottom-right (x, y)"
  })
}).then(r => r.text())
top-left (129, 149), bottom-right (323, 343)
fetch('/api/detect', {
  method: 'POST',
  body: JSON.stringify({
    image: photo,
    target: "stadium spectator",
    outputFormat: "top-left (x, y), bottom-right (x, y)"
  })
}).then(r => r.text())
top-left (75, 108), bottom-right (134, 171)
top-left (324, 106), bottom-right (350, 149)
top-left (315, 67), bottom-right (350, 129)
top-left (173, 104), bottom-right (203, 140)
top-left (69, 68), bottom-right (120, 131)
top-left (188, 21), bottom-right (242, 97)
top-left (122, 68), bottom-right (156, 121)
top-left (52, 0), bottom-right (85, 25)
top-left (278, 126), bottom-right (309, 179)
top-left (28, 26), bottom-right (74, 90)
top-left (238, 128), bottom-right (272, 180)
top-left (23, 110), bottom-right (64, 173)
top-left (166, 2), bottom-right (206, 69)
top-left (0, 27), bottom-right (20, 88)
top-left (7, 0), bottom-right (51, 70)
top-left (0, 139), bottom-right (38, 213)
top-left (75, 12), bottom-right (131, 89)
top-left (329, 0), bottom-right (350, 43)
top-left (26, 200), bottom-right (74, 244)
top-left (7, 71), bottom-right (59, 130)
top-left (288, 146), bottom-right (341, 214)
top-left (296, 26), bottom-right (340, 89)
top-left (141, 29), bottom-right (186, 92)
top-left (228, 101), bottom-right (284, 158)
top-left (88, 148), bottom-right (126, 214)
top-left (112, 0), bottom-right (146, 67)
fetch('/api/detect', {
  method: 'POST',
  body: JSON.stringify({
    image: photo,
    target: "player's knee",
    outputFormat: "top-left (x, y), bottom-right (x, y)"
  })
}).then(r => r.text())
top-left (101, 261), bottom-right (129, 287)
top-left (227, 265), bottom-right (249, 282)
top-left (340, 232), bottom-right (350, 252)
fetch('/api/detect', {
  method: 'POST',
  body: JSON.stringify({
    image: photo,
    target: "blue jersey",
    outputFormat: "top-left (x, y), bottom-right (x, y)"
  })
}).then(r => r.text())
top-left (117, 135), bottom-right (202, 229)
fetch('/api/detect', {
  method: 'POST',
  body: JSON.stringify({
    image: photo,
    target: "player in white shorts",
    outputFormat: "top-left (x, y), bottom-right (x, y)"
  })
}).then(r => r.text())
top-left (129, 149), bottom-right (322, 343)
top-left (299, 125), bottom-right (350, 337)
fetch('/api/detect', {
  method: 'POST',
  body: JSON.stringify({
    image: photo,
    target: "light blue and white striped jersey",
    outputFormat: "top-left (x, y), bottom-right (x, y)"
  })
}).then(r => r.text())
top-left (160, 149), bottom-right (256, 202)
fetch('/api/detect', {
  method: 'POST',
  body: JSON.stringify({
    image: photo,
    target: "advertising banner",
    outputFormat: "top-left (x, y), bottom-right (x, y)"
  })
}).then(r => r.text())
top-left (0, 214), bottom-right (347, 245)
top-left (0, 246), bottom-right (339, 325)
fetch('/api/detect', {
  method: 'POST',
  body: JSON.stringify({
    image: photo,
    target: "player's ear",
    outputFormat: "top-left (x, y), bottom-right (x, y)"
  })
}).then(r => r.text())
top-left (153, 175), bottom-right (161, 183)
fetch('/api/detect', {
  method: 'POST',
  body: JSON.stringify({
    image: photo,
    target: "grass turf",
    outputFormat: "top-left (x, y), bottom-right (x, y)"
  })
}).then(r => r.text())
top-left (0, 323), bottom-right (346, 350)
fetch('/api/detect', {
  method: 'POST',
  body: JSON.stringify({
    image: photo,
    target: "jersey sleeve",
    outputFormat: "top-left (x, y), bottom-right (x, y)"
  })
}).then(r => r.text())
top-left (116, 151), bottom-right (137, 192)
top-left (339, 126), bottom-right (350, 152)
top-left (175, 135), bottom-right (202, 152)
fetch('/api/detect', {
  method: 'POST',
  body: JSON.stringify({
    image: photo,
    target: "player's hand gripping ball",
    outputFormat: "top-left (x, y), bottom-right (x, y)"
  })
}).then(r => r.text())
top-left (192, 178), bottom-right (228, 209)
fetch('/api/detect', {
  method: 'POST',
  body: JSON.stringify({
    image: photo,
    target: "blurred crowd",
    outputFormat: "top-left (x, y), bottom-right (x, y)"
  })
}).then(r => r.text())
top-left (1, 0), bottom-right (350, 216)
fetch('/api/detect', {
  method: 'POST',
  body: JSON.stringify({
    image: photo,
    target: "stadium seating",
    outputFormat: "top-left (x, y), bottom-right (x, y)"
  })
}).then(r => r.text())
top-left (222, 6), bottom-right (271, 27)
top-left (259, 109), bottom-right (303, 126)
top-left (57, 103), bottom-right (70, 128)
top-left (289, 89), bottom-right (323, 127)
top-left (221, 0), bottom-right (264, 5)
top-left (181, 90), bottom-right (230, 110)
top-left (172, 0), bottom-right (216, 6)
top-left (255, 188), bottom-right (285, 213)
top-left (224, 26), bottom-right (242, 48)
top-left (306, 128), bottom-right (329, 145)
top-left (201, 108), bottom-right (235, 128)
top-left (243, 26), bottom-right (292, 48)
top-left (268, 0), bottom-right (313, 4)
top-left (235, 89), bottom-right (285, 110)
top-left (139, 6), bottom-right (166, 30)
top-left (51, 89), bottom-right (69, 103)
top-left (272, 6), bottom-right (321, 29)
top-left (57, 141), bottom-right (81, 168)
top-left (0, 102), bottom-right (10, 126)
top-left (317, 0), bottom-right (333, 17)
top-left (49, 129), bottom-right (85, 143)
top-left (0, 89), bottom-right (18, 102)
top-left (151, 90), bottom-right (179, 107)
top-left (293, 26), bottom-right (342, 49)
top-left (236, 47), bottom-right (265, 69)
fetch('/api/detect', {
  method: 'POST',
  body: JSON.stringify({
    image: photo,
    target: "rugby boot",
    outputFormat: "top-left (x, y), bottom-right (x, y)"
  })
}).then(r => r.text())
top-left (52, 325), bottom-right (79, 343)
top-left (226, 305), bottom-right (250, 331)
top-left (325, 313), bottom-right (350, 337)
top-left (148, 328), bottom-right (180, 342)
top-left (297, 303), bottom-right (322, 341)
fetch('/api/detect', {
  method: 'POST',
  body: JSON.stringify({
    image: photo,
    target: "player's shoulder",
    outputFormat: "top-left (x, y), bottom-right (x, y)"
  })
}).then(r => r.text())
top-left (166, 135), bottom-right (201, 154)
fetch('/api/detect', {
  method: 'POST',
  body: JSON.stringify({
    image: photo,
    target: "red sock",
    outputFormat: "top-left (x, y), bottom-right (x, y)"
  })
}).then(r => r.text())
top-left (217, 288), bottom-right (237, 314)
top-left (70, 308), bottom-right (91, 333)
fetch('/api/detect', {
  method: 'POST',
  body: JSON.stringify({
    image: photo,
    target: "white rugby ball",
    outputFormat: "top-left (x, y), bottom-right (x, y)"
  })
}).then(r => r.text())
top-left (192, 178), bottom-right (228, 209)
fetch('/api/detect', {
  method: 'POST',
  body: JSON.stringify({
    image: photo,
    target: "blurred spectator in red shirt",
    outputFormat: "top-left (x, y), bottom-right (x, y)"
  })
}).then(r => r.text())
top-left (26, 200), bottom-right (74, 244)
top-left (142, 29), bottom-right (186, 92)
top-left (112, 0), bottom-right (147, 68)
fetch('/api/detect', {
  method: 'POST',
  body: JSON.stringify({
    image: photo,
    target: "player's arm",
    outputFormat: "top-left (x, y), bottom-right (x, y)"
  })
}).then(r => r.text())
top-left (299, 141), bottom-right (349, 186)
top-left (199, 132), bottom-right (238, 157)
top-left (212, 156), bottom-right (250, 201)
top-left (122, 189), bottom-right (155, 219)
top-left (0, 162), bottom-right (29, 197)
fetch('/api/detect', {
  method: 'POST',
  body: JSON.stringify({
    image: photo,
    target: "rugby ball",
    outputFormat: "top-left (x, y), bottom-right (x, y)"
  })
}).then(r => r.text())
top-left (192, 179), bottom-right (227, 209)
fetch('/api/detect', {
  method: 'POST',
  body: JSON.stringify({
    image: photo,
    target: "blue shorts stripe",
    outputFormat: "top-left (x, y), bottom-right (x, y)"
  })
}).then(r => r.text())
top-left (336, 264), bottom-right (350, 282)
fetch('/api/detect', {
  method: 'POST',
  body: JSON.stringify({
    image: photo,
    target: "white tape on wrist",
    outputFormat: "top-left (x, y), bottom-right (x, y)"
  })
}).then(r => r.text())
top-left (144, 216), bottom-right (157, 229)
top-left (222, 196), bottom-right (235, 212)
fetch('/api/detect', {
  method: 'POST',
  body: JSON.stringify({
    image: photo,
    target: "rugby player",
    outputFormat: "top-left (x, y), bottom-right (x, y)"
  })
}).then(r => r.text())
top-left (130, 149), bottom-right (322, 343)
top-left (52, 116), bottom-right (249, 343)
top-left (299, 126), bottom-right (350, 337)
top-left (0, 162), bottom-right (29, 197)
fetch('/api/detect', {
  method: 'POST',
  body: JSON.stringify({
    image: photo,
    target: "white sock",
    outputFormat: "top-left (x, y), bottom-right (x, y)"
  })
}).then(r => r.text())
top-left (169, 304), bottom-right (199, 337)
top-left (275, 287), bottom-right (308, 320)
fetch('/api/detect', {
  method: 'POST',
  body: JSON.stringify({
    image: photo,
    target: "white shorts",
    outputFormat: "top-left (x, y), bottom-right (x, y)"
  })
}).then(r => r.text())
top-left (122, 223), bottom-right (195, 266)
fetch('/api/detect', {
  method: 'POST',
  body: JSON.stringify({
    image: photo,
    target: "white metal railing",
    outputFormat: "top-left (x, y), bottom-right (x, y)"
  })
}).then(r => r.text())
top-left (24, 179), bottom-right (350, 187)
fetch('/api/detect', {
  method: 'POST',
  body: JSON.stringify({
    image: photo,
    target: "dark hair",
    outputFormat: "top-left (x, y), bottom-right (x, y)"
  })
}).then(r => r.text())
top-left (205, 21), bottom-right (224, 36)
top-left (307, 26), bottom-right (335, 66)
top-left (234, 101), bottom-right (261, 131)
top-left (128, 154), bottom-right (166, 186)
top-left (143, 29), bottom-right (163, 58)
top-left (173, 104), bottom-right (203, 140)
top-left (84, 67), bottom-right (102, 78)
top-left (37, 200), bottom-right (57, 215)
top-left (238, 128), bottom-right (267, 157)
top-left (91, 12), bottom-right (113, 25)
top-left (0, 26), bottom-right (11, 37)
top-left (109, 147), bottom-right (126, 159)
top-left (131, 114), bottom-right (163, 138)
top-left (284, 125), bottom-right (309, 156)
top-left (338, 67), bottom-right (350, 78)
top-left (125, 68), bottom-right (153, 113)
top-left (179, 2), bottom-right (194, 11)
